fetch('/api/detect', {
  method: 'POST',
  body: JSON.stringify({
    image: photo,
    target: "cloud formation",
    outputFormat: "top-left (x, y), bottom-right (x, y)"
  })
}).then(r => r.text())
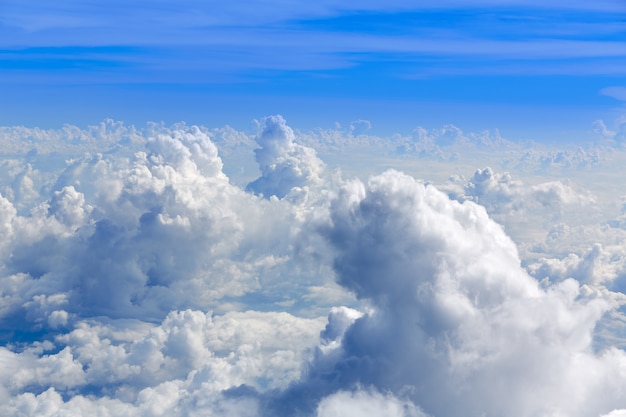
top-left (2, 116), bottom-right (626, 416)
top-left (247, 115), bottom-right (325, 200)
top-left (261, 169), bottom-right (625, 417)
top-left (0, 122), bottom-right (312, 337)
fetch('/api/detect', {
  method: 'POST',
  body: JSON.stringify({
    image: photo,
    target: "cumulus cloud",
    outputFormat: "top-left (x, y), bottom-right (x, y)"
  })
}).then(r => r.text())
top-left (460, 166), bottom-right (596, 211)
top-left (603, 410), bottom-right (626, 417)
top-left (0, 309), bottom-right (324, 416)
top-left (3, 118), bottom-right (626, 416)
top-left (316, 389), bottom-right (427, 417)
top-left (0, 121), bottom-right (319, 339)
top-left (440, 166), bottom-right (601, 245)
top-left (247, 115), bottom-right (325, 200)
top-left (299, 123), bottom-right (510, 157)
top-left (266, 170), bottom-right (626, 417)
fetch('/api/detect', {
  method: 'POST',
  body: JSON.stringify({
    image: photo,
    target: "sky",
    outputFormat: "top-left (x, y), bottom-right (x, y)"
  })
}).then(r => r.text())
top-left (1, 0), bottom-right (626, 139)
top-left (3, 2), bottom-right (626, 417)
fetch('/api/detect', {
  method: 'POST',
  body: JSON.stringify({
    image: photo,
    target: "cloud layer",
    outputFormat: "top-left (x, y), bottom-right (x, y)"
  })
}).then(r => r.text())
top-left (2, 116), bottom-right (626, 416)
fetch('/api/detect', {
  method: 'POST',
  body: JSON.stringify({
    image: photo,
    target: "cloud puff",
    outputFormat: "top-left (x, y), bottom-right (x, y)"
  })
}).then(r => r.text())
top-left (460, 167), bottom-right (596, 214)
top-left (348, 119), bottom-right (372, 136)
top-left (0, 123), bottom-right (313, 338)
top-left (247, 115), bottom-right (325, 200)
top-left (440, 166), bottom-right (600, 246)
top-left (267, 170), bottom-right (626, 417)
top-left (0, 309), bottom-right (324, 416)
top-left (602, 410), bottom-right (626, 417)
top-left (593, 118), bottom-right (626, 146)
top-left (315, 389), bottom-right (427, 417)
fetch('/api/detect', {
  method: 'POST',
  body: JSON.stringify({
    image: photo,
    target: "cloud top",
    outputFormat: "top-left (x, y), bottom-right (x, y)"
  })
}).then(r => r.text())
top-left (270, 169), bottom-right (626, 417)
top-left (247, 115), bottom-right (325, 199)
top-left (1, 117), bottom-right (626, 416)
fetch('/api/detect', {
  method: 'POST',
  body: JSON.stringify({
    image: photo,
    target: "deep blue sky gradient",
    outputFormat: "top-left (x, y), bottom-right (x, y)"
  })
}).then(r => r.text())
top-left (1, 1), bottom-right (625, 141)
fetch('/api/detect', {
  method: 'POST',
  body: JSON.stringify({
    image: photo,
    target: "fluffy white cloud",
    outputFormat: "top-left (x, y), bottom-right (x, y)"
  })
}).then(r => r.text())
top-left (0, 121), bottom-right (323, 338)
top-left (457, 167), bottom-right (596, 215)
top-left (0, 309), bottom-right (324, 416)
top-left (247, 115), bottom-right (325, 200)
top-left (602, 410), bottom-right (626, 417)
top-left (439, 166), bottom-right (601, 247)
top-left (316, 389), bottom-right (427, 417)
top-left (3, 117), bottom-right (626, 416)
top-left (1, 385), bottom-right (262, 417)
top-left (267, 170), bottom-right (626, 417)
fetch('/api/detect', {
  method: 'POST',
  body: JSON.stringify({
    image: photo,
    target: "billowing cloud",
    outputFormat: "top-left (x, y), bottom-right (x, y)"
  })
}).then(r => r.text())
top-left (0, 121), bottom-right (318, 338)
top-left (315, 389), bottom-right (427, 417)
top-left (247, 115), bottom-right (325, 200)
top-left (0, 309), bottom-right (324, 416)
top-left (460, 166), bottom-right (595, 214)
top-left (2, 117), bottom-right (626, 416)
top-left (266, 170), bottom-right (626, 417)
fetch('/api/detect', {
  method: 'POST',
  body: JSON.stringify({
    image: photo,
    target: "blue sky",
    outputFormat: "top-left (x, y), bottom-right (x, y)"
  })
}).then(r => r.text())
top-left (1, 1), bottom-right (625, 140)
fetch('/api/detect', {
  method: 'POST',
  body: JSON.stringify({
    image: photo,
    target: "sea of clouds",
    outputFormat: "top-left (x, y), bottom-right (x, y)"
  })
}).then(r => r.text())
top-left (1, 115), bottom-right (626, 416)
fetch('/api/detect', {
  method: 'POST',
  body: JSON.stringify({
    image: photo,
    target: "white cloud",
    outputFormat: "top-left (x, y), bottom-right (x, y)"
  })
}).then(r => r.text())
top-left (266, 170), bottom-right (626, 417)
top-left (0, 121), bottom-right (326, 335)
top-left (460, 166), bottom-right (596, 214)
top-left (48, 186), bottom-right (92, 229)
top-left (3, 118), bottom-right (626, 416)
top-left (0, 309), bottom-right (324, 416)
top-left (1, 384), bottom-right (262, 417)
top-left (439, 166), bottom-right (601, 245)
top-left (316, 389), bottom-right (427, 417)
top-left (247, 115), bottom-right (325, 199)
top-left (602, 410), bottom-right (626, 417)
top-left (349, 120), bottom-right (372, 136)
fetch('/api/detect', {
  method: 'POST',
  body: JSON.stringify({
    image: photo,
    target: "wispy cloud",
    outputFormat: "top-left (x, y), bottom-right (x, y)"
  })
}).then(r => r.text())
top-left (2, 1), bottom-right (624, 83)
top-left (601, 86), bottom-right (626, 102)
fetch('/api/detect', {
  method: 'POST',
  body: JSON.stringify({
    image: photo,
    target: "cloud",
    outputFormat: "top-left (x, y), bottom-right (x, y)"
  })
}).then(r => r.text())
top-left (601, 86), bottom-right (626, 102)
top-left (0, 309), bottom-right (324, 416)
top-left (48, 186), bottom-right (92, 228)
top-left (460, 167), bottom-right (596, 213)
top-left (0, 122), bottom-right (319, 337)
top-left (3, 118), bottom-right (626, 416)
top-left (315, 389), bottom-right (427, 417)
top-left (1, 385), bottom-right (262, 417)
top-left (247, 115), bottom-right (325, 200)
top-left (349, 120), bottom-right (372, 136)
top-left (437, 166), bottom-right (600, 248)
top-left (603, 410), bottom-right (626, 417)
top-left (265, 170), bottom-right (626, 417)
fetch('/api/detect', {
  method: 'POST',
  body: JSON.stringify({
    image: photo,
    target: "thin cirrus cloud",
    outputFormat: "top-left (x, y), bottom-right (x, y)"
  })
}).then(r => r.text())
top-left (601, 86), bottom-right (626, 102)
top-left (2, 1), bottom-right (624, 139)
top-left (1, 1), bottom-right (624, 82)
